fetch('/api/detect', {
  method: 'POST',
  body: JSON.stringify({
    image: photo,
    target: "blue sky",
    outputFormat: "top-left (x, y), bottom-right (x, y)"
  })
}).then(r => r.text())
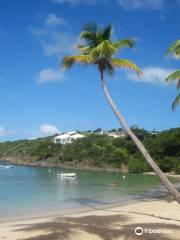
top-left (0, 0), bottom-right (180, 141)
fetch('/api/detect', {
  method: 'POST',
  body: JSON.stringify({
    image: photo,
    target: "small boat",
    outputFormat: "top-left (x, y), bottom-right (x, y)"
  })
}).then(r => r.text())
top-left (57, 173), bottom-right (76, 178)
top-left (0, 165), bottom-right (13, 169)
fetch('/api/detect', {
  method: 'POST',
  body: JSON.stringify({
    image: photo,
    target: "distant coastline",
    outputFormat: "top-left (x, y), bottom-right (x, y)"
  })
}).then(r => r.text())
top-left (0, 127), bottom-right (180, 175)
top-left (2, 157), bottom-right (180, 177)
top-left (2, 156), bottom-right (127, 173)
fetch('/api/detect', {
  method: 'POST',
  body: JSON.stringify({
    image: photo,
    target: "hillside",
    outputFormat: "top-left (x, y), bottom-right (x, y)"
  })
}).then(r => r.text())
top-left (0, 128), bottom-right (180, 173)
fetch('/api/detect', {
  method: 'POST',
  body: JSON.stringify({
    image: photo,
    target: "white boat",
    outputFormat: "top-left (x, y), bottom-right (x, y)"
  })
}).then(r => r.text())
top-left (0, 165), bottom-right (13, 169)
top-left (57, 173), bottom-right (76, 178)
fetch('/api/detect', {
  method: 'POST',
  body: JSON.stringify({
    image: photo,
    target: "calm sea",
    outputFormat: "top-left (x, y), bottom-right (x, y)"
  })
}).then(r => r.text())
top-left (0, 160), bottom-right (179, 222)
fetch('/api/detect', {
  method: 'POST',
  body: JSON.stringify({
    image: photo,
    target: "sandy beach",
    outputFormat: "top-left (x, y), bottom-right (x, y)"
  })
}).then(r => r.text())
top-left (143, 172), bottom-right (180, 178)
top-left (0, 199), bottom-right (180, 240)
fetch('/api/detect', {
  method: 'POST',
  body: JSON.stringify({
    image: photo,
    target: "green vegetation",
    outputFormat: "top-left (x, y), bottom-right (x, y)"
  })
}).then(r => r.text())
top-left (166, 40), bottom-right (180, 110)
top-left (0, 128), bottom-right (180, 174)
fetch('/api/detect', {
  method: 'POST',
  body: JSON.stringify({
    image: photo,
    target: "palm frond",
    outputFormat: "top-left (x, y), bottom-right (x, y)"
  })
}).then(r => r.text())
top-left (102, 24), bottom-right (112, 40)
top-left (113, 38), bottom-right (136, 49)
top-left (62, 55), bottom-right (91, 69)
top-left (177, 80), bottom-right (180, 89)
top-left (111, 58), bottom-right (142, 75)
top-left (80, 31), bottom-right (96, 43)
top-left (91, 40), bottom-right (116, 58)
top-left (76, 44), bottom-right (88, 51)
top-left (61, 23), bottom-right (141, 79)
top-left (76, 44), bottom-right (92, 54)
top-left (82, 22), bottom-right (98, 34)
top-left (81, 23), bottom-right (112, 47)
top-left (172, 93), bottom-right (180, 111)
top-left (166, 70), bottom-right (180, 83)
top-left (174, 48), bottom-right (180, 59)
top-left (167, 40), bottom-right (180, 58)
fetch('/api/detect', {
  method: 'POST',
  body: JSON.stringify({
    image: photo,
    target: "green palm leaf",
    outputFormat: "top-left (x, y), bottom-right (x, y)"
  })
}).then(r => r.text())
top-left (91, 40), bottom-right (116, 58)
top-left (76, 44), bottom-right (89, 51)
top-left (178, 80), bottom-right (180, 89)
top-left (113, 38), bottom-right (136, 49)
top-left (80, 31), bottom-right (96, 43)
top-left (82, 22), bottom-right (98, 34)
top-left (62, 55), bottom-right (91, 69)
top-left (172, 93), bottom-right (180, 111)
top-left (111, 58), bottom-right (142, 75)
top-left (101, 24), bottom-right (112, 40)
top-left (166, 70), bottom-right (180, 81)
top-left (166, 40), bottom-right (180, 110)
top-left (167, 40), bottom-right (180, 58)
top-left (166, 70), bottom-right (180, 89)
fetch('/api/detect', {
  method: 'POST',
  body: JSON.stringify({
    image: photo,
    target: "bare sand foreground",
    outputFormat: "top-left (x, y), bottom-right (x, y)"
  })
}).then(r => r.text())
top-left (0, 199), bottom-right (180, 240)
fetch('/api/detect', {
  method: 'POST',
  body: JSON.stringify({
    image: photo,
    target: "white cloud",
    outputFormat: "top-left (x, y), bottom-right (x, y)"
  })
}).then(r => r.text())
top-left (127, 67), bottom-right (175, 85)
top-left (52, 0), bottom-right (98, 5)
top-left (0, 127), bottom-right (14, 137)
top-left (37, 68), bottom-right (66, 84)
top-left (42, 31), bottom-right (77, 56)
top-left (31, 16), bottom-right (78, 56)
top-left (45, 14), bottom-right (66, 27)
top-left (52, 0), bottom-right (180, 11)
top-left (30, 27), bottom-right (47, 37)
top-left (53, 0), bottom-right (166, 9)
top-left (117, 0), bottom-right (166, 10)
top-left (40, 124), bottom-right (60, 136)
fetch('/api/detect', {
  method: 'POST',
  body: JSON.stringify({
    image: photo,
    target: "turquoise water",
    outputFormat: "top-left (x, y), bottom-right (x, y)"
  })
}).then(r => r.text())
top-left (0, 161), bottom-right (179, 222)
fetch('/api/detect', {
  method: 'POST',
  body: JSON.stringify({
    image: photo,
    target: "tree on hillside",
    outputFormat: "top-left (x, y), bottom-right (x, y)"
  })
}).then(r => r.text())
top-left (166, 40), bottom-right (180, 110)
top-left (62, 23), bottom-right (180, 203)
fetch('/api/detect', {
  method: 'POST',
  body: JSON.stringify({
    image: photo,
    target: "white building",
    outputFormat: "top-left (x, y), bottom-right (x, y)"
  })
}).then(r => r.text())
top-left (108, 131), bottom-right (127, 138)
top-left (54, 131), bottom-right (85, 144)
top-left (92, 129), bottom-right (127, 138)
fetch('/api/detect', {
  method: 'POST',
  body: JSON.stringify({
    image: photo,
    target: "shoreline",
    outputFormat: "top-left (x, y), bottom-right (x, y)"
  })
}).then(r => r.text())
top-left (0, 197), bottom-right (138, 224)
top-left (1, 157), bottom-right (127, 173)
top-left (143, 171), bottom-right (180, 178)
top-left (1, 198), bottom-right (180, 240)
top-left (1, 193), bottom-right (148, 224)
top-left (2, 158), bottom-right (180, 177)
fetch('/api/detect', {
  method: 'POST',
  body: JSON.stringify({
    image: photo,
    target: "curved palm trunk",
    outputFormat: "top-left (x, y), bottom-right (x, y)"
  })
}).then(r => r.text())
top-left (100, 71), bottom-right (180, 204)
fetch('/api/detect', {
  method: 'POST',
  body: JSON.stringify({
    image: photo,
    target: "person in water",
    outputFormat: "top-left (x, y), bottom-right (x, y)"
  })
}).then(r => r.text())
top-left (106, 181), bottom-right (118, 187)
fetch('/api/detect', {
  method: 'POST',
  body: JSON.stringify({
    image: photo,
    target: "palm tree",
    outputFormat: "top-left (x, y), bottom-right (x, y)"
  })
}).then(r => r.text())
top-left (166, 40), bottom-right (180, 110)
top-left (62, 23), bottom-right (180, 203)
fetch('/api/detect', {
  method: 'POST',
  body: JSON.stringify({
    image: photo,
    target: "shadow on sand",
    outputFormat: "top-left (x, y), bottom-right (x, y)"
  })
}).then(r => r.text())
top-left (12, 212), bottom-right (179, 240)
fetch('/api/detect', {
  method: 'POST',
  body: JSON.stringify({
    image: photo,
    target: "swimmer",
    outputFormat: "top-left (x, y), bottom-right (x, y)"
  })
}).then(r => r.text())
top-left (106, 181), bottom-right (118, 187)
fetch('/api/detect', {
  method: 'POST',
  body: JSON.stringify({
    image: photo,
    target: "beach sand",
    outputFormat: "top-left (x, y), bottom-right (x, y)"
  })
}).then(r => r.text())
top-left (0, 199), bottom-right (180, 240)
